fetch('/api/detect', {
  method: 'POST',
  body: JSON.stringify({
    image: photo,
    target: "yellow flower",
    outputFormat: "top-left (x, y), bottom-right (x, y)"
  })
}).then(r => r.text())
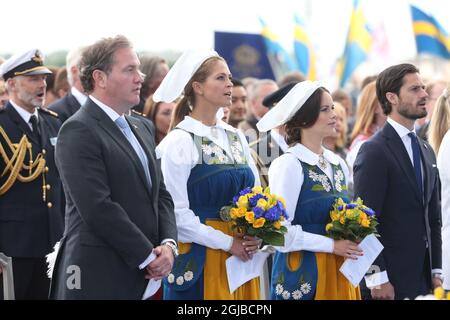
top-left (345, 209), bottom-right (356, 219)
top-left (252, 186), bottom-right (263, 194)
top-left (237, 207), bottom-right (247, 218)
top-left (230, 208), bottom-right (238, 219)
top-left (237, 195), bottom-right (249, 209)
top-left (245, 211), bottom-right (255, 223)
top-left (340, 216), bottom-right (346, 225)
top-left (358, 212), bottom-right (368, 224)
top-left (330, 210), bottom-right (340, 221)
top-left (434, 286), bottom-right (445, 300)
top-left (257, 198), bottom-right (268, 210)
top-left (253, 217), bottom-right (266, 228)
top-left (273, 221), bottom-right (281, 229)
top-left (361, 218), bottom-right (370, 228)
top-left (326, 223), bottom-right (333, 232)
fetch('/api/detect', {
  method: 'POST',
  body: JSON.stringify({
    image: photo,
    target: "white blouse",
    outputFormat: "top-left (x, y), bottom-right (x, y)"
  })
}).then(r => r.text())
top-left (268, 143), bottom-right (350, 253)
top-left (156, 116), bottom-right (260, 252)
top-left (437, 130), bottom-right (450, 290)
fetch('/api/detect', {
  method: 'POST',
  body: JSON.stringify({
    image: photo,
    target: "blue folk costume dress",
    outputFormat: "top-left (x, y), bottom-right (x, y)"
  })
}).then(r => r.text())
top-left (269, 143), bottom-right (361, 300)
top-left (156, 117), bottom-right (260, 300)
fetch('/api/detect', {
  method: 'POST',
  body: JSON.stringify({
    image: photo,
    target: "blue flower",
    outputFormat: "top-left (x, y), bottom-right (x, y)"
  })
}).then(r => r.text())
top-left (362, 207), bottom-right (375, 217)
top-left (252, 207), bottom-right (265, 218)
top-left (232, 195), bottom-right (239, 204)
top-left (249, 194), bottom-right (267, 207)
top-left (346, 203), bottom-right (357, 209)
top-left (239, 187), bottom-right (252, 197)
top-left (265, 206), bottom-right (281, 222)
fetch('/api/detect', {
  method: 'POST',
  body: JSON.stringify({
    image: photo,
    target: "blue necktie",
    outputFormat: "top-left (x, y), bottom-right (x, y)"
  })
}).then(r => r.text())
top-left (115, 117), bottom-right (152, 188)
top-left (408, 132), bottom-right (423, 195)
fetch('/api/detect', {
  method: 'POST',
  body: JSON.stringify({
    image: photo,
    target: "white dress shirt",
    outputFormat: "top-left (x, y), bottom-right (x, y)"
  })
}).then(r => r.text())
top-left (268, 143), bottom-right (350, 253)
top-left (156, 116), bottom-right (260, 252)
top-left (71, 87), bottom-right (87, 106)
top-left (437, 130), bottom-right (450, 290)
top-left (9, 100), bottom-right (39, 130)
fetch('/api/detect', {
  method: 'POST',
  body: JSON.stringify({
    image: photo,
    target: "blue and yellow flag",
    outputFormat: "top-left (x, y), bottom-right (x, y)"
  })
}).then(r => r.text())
top-left (338, 0), bottom-right (372, 88)
top-left (294, 14), bottom-right (316, 80)
top-left (259, 18), bottom-right (297, 77)
top-left (411, 5), bottom-right (450, 59)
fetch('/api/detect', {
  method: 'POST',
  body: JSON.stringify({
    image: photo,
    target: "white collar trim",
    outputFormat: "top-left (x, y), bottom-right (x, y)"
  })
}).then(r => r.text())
top-left (287, 143), bottom-right (340, 166)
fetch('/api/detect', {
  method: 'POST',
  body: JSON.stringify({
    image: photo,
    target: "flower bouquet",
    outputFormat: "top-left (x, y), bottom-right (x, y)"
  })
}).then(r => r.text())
top-left (220, 186), bottom-right (288, 246)
top-left (326, 197), bottom-right (378, 242)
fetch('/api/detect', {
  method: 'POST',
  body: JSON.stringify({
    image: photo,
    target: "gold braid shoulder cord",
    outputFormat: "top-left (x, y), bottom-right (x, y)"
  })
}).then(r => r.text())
top-left (0, 126), bottom-right (47, 200)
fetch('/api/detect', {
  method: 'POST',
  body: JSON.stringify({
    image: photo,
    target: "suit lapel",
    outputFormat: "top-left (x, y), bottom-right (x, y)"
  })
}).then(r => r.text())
top-left (126, 115), bottom-right (157, 201)
top-left (85, 100), bottom-right (152, 199)
top-left (5, 103), bottom-right (40, 146)
top-left (383, 123), bottom-right (423, 203)
top-left (418, 139), bottom-right (435, 205)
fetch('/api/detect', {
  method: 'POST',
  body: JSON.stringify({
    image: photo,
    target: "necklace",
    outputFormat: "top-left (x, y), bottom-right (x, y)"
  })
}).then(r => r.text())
top-left (318, 153), bottom-right (327, 171)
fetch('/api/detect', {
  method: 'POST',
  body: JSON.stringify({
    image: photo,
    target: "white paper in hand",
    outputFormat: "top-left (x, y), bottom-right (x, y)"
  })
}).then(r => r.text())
top-left (225, 251), bottom-right (269, 294)
top-left (339, 234), bottom-right (384, 287)
top-left (142, 252), bottom-right (162, 300)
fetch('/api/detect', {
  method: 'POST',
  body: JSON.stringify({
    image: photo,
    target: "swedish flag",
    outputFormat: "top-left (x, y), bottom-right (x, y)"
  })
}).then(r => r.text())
top-left (338, 0), bottom-right (372, 88)
top-left (259, 18), bottom-right (297, 76)
top-left (411, 5), bottom-right (450, 59)
top-left (294, 14), bottom-right (316, 80)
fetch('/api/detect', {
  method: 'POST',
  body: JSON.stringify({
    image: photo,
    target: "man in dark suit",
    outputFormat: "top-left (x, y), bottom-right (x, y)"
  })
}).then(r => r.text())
top-left (354, 63), bottom-right (442, 300)
top-left (0, 49), bottom-right (64, 299)
top-left (249, 82), bottom-right (297, 188)
top-left (48, 47), bottom-right (87, 123)
top-left (50, 35), bottom-right (177, 299)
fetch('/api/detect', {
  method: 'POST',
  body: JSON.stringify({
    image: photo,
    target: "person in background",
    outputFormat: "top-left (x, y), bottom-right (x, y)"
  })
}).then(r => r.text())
top-left (143, 96), bottom-right (178, 145)
top-left (227, 78), bottom-right (247, 128)
top-left (133, 56), bottom-right (169, 113)
top-left (417, 80), bottom-right (447, 141)
top-left (323, 102), bottom-right (348, 160)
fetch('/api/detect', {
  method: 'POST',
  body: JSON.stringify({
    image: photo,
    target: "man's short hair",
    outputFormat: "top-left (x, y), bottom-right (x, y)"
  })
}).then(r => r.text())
top-left (79, 35), bottom-right (132, 93)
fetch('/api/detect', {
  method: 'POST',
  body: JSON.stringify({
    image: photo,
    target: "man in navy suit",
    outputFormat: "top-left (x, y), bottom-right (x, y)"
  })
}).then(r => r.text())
top-left (354, 64), bottom-right (442, 300)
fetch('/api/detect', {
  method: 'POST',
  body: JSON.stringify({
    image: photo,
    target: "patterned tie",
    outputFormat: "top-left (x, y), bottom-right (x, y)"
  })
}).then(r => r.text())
top-left (115, 117), bottom-right (152, 188)
top-left (408, 132), bottom-right (423, 195)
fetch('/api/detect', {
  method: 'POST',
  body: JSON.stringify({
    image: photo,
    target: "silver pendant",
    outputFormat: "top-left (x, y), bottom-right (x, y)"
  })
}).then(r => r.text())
top-left (318, 154), bottom-right (327, 171)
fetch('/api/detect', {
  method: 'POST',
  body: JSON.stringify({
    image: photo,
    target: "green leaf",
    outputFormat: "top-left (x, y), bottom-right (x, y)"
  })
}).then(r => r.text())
top-left (260, 232), bottom-right (285, 246)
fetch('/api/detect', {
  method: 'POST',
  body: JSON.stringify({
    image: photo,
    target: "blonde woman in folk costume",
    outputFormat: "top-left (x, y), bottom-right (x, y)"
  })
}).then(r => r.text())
top-left (257, 81), bottom-right (363, 300)
top-left (155, 51), bottom-right (262, 300)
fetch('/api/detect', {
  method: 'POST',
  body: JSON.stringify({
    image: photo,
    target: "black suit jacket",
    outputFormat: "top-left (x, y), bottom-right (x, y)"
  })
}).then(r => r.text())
top-left (48, 91), bottom-right (82, 123)
top-left (50, 98), bottom-right (176, 299)
top-left (0, 102), bottom-right (64, 257)
top-left (353, 122), bottom-right (442, 299)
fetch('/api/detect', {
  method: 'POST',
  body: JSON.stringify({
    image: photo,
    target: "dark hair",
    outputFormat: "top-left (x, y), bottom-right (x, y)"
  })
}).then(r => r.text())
top-left (170, 56), bottom-right (225, 130)
top-left (285, 87), bottom-right (330, 145)
top-left (79, 35), bottom-right (132, 93)
top-left (231, 78), bottom-right (243, 88)
top-left (376, 63), bottom-right (419, 115)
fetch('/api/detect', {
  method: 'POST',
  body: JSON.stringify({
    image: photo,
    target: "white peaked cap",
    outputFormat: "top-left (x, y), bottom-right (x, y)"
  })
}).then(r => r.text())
top-left (256, 80), bottom-right (322, 132)
top-left (153, 50), bottom-right (219, 103)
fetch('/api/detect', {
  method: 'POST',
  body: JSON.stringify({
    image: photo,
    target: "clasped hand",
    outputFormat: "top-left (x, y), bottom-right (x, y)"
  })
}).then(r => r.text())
top-left (145, 245), bottom-right (175, 280)
top-left (229, 232), bottom-right (262, 262)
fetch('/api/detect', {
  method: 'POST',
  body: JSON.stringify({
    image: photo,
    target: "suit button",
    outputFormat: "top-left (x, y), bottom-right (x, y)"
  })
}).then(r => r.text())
top-left (47, 202), bottom-right (53, 208)
top-left (45, 166), bottom-right (49, 173)
top-left (42, 149), bottom-right (46, 155)
top-left (46, 184), bottom-right (51, 190)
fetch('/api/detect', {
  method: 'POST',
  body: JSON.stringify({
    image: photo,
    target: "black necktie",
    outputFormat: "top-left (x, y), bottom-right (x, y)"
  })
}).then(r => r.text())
top-left (29, 115), bottom-right (41, 143)
top-left (408, 132), bottom-right (423, 195)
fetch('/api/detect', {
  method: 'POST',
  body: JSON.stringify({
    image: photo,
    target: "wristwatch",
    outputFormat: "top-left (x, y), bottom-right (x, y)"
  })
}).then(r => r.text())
top-left (164, 242), bottom-right (179, 258)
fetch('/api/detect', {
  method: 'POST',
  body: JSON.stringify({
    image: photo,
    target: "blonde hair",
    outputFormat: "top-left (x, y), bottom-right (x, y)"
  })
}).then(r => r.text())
top-left (334, 102), bottom-right (347, 148)
top-left (351, 81), bottom-right (379, 142)
top-left (428, 87), bottom-right (450, 154)
top-left (169, 56), bottom-right (224, 130)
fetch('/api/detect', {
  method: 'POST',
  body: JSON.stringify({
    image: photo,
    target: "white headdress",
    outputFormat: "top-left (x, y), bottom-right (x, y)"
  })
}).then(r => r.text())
top-left (256, 81), bottom-right (322, 132)
top-left (153, 50), bottom-right (219, 103)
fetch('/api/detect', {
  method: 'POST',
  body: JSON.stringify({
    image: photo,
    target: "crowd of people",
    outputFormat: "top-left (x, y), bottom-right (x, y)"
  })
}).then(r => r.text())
top-left (0, 34), bottom-right (448, 300)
